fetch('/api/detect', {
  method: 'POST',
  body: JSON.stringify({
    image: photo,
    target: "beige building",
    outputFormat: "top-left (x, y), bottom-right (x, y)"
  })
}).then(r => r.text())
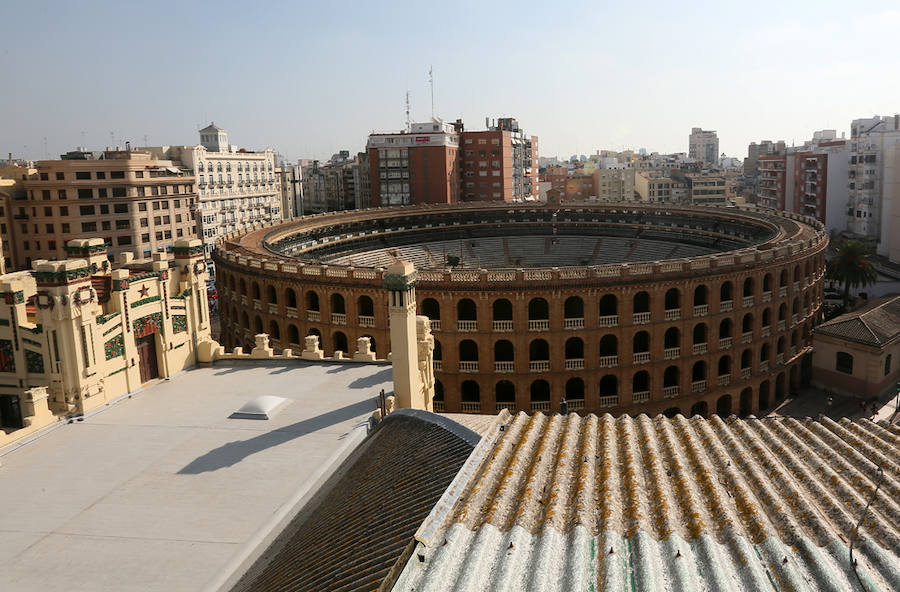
top-left (0, 237), bottom-right (212, 448)
top-left (142, 123), bottom-right (280, 259)
top-left (591, 168), bottom-right (635, 200)
top-left (0, 162), bottom-right (37, 270)
top-left (687, 173), bottom-right (728, 205)
top-left (689, 127), bottom-right (719, 164)
top-left (811, 295), bottom-right (900, 399)
top-left (16, 150), bottom-right (197, 268)
top-left (635, 171), bottom-right (682, 202)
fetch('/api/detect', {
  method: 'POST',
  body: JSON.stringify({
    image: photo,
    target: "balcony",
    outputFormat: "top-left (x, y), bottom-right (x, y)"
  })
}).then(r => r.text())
top-left (720, 300), bottom-right (733, 312)
top-left (494, 361), bottom-right (515, 373)
top-left (693, 304), bottom-right (709, 317)
top-left (719, 337), bottom-right (732, 349)
top-left (267, 303), bottom-right (278, 315)
top-left (692, 342), bottom-right (708, 355)
top-left (307, 310), bottom-right (320, 322)
top-left (531, 401), bottom-right (551, 412)
top-left (760, 361), bottom-right (769, 372)
top-left (598, 395), bottom-right (619, 408)
top-left (664, 347), bottom-right (680, 360)
top-left (530, 360), bottom-right (550, 372)
top-left (742, 332), bottom-right (753, 344)
top-left (433, 360), bottom-right (442, 371)
top-left (778, 320), bottom-right (786, 331)
top-left (793, 281), bottom-right (800, 292)
top-left (240, 295), bottom-right (248, 306)
top-left (286, 306), bottom-right (298, 319)
top-left (565, 358), bottom-right (585, 370)
top-left (457, 320), bottom-right (477, 331)
top-left (716, 374), bottom-right (731, 387)
top-left (632, 391), bottom-right (650, 404)
top-left (779, 286), bottom-right (787, 297)
top-left (598, 355), bottom-right (618, 368)
top-left (493, 320), bottom-right (513, 331)
top-left (664, 309), bottom-right (680, 321)
top-left (741, 368), bottom-right (752, 380)
top-left (598, 315), bottom-right (618, 327)
top-left (359, 315), bottom-right (375, 328)
top-left (495, 402), bottom-right (517, 413)
top-left (529, 319), bottom-right (550, 331)
top-left (252, 299), bottom-right (262, 311)
top-left (762, 291), bottom-right (772, 303)
top-left (692, 380), bottom-right (707, 393)
top-left (776, 353), bottom-right (785, 365)
top-left (633, 312), bottom-right (651, 324)
top-left (663, 386), bottom-right (680, 398)
top-left (633, 352), bottom-right (650, 364)
top-left (460, 361), bottom-right (479, 373)
top-left (331, 313), bottom-right (346, 325)
top-left (461, 401), bottom-right (481, 414)
top-left (792, 314), bottom-right (798, 325)
top-left (566, 400), bottom-right (585, 411)
top-left (560, 316), bottom-right (586, 330)
top-left (429, 319), bottom-right (440, 331)
top-left (742, 296), bottom-right (754, 308)
top-left (761, 326), bottom-right (770, 338)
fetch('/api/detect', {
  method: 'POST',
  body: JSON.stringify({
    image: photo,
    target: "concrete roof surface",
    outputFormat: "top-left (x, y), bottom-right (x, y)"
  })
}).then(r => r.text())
top-left (0, 360), bottom-right (393, 592)
top-left (389, 411), bottom-right (900, 592)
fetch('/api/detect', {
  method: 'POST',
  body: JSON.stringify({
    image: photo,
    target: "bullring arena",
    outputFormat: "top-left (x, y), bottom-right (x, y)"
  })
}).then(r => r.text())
top-left (213, 202), bottom-right (827, 418)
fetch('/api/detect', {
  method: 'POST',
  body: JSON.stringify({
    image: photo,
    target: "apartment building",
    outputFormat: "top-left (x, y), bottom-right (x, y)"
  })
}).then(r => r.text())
top-left (689, 127), bottom-right (719, 164)
top-left (682, 173), bottom-right (727, 205)
top-left (0, 162), bottom-right (35, 270)
top-left (276, 164), bottom-right (303, 219)
top-left (745, 140), bottom-right (786, 178)
top-left (14, 150), bottom-right (197, 267)
top-left (142, 124), bottom-right (280, 259)
top-left (592, 168), bottom-right (635, 200)
top-left (301, 153), bottom-right (369, 214)
top-left (635, 172), bottom-right (682, 202)
top-left (459, 118), bottom-right (538, 202)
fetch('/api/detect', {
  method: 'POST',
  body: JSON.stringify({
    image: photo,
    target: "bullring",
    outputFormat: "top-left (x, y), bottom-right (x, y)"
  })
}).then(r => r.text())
top-left (213, 202), bottom-right (826, 418)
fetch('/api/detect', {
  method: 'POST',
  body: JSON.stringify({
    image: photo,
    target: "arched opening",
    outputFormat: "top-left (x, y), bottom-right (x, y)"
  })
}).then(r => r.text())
top-left (743, 277), bottom-right (754, 298)
top-left (286, 288), bottom-right (297, 308)
top-left (422, 298), bottom-right (440, 321)
top-left (717, 355), bottom-right (731, 378)
top-left (565, 377), bottom-right (585, 401)
top-left (459, 340), bottom-right (479, 362)
top-left (528, 297), bottom-right (549, 320)
top-left (330, 293), bottom-right (346, 315)
top-left (529, 339), bottom-right (550, 362)
top-left (252, 282), bottom-right (261, 300)
top-left (693, 323), bottom-right (707, 345)
top-left (632, 370), bottom-right (650, 396)
top-left (741, 313), bottom-right (753, 335)
top-left (792, 298), bottom-right (799, 317)
top-left (693, 285), bottom-right (708, 306)
top-left (720, 281), bottom-right (733, 304)
top-left (664, 288), bottom-right (680, 312)
top-left (305, 290), bottom-right (320, 311)
top-left (739, 387), bottom-right (753, 416)
top-left (664, 327), bottom-right (680, 350)
top-left (740, 349), bottom-right (752, 370)
top-left (599, 375), bottom-right (618, 399)
top-left (760, 380), bottom-right (771, 409)
top-left (254, 316), bottom-right (263, 334)
top-left (493, 298), bottom-right (513, 321)
top-left (663, 407), bottom-right (681, 418)
top-left (716, 394), bottom-right (732, 417)
top-left (778, 303), bottom-right (787, 322)
top-left (461, 380), bottom-right (480, 402)
top-left (633, 291), bottom-right (650, 314)
top-left (760, 343), bottom-right (770, 364)
top-left (333, 331), bottom-right (348, 354)
top-left (241, 311), bottom-right (249, 329)
top-left (599, 294), bottom-right (618, 317)
top-left (268, 320), bottom-right (280, 340)
top-left (762, 308), bottom-right (771, 328)
top-left (692, 360), bottom-right (707, 383)
top-left (457, 298), bottom-right (477, 321)
top-left (433, 339), bottom-right (442, 363)
top-left (239, 279), bottom-right (247, 296)
top-left (565, 337), bottom-right (584, 360)
top-left (530, 379), bottom-right (551, 403)
top-left (633, 331), bottom-right (650, 355)
top-left (434, 379), bottom-right (444, 402)
top-left (719, 318), bottom-right (732, 341)
top-left (358, 295), bottom-right (374, 317)
top-left (495, 380), bottom-right (515, 403)
top-left (266, 285), bottom-right (277, 305)
top-left (494, 340), bottom-right (514, 362)
top-left (664, 366), bottom-right (679, 389)
top-left (793, 265), bottom-right (800, 284)
top-left (228, 275), bottom-right (235, 291)
top-left (287, 324), bottom-right (299, 345)
top-left (777, 337), bottom-right (785, 356)
top-left (691, 400), bottom-right (708, 418)
top-left (564, 296), bottom-right (584, 319)
top-left (779, 269), bottom-right (788, 288)
top-left (598, 334), bottom-right (617, 358)
top-left (775, 373), bottom-right (786, 400)
top-left (763, 273), bottom-right (773, 293)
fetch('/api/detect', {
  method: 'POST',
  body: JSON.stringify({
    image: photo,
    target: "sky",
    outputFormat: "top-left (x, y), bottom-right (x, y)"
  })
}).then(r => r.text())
top-left (2, 0), bottom-right (899, 163)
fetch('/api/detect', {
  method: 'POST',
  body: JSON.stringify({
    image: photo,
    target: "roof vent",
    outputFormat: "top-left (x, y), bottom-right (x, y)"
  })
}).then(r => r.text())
top-left (230, 395), bottom-right (290, 420)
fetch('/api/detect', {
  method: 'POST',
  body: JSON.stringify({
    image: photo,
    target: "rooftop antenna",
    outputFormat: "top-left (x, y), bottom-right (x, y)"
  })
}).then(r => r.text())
top-left (143, 134), bottom-right (148, 146)
top-left (405, 90), bottom-right (411, 131)
top-left (42, 137), bottom-right (48, 159)
top-left (429, 65), bottom-right (434, 119)
top-left (80, 131), bottom-right (86, 149)
top-left (109, 131), bottom-right (115, 149)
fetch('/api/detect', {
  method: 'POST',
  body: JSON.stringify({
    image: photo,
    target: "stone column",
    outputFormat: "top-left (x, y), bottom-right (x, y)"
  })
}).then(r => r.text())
top-left (384, 261), bottom-right (429, 411)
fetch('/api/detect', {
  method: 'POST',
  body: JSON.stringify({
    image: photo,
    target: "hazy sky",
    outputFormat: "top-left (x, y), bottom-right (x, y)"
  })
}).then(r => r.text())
top-left (3, 1), bottom-right (898, 162)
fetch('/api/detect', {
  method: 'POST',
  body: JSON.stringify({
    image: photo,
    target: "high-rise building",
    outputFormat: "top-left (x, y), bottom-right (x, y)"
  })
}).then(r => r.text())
top-left (847, 115), bottom-right (900, 259)
top-left (276, 164), bottom-right (303, 219)
top-left (689, 127), bottom-right (719, 164)
top-left (744, 140), bottom-right (786, 178)
top-left (15, 149), bottom-right (197, 267)
top-left (367, 118), bottom-right (462, 207)
top-left (300, 152), bottom-right (369, 214)
top-left (459, 118), bottom-right (538, 202)
top-left (142, 123), bottom-right (280, 259)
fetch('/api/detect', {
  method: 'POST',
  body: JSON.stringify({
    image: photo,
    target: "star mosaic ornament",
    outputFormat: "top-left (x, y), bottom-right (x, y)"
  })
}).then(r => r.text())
top-left (138, 285), bottom-right (150, 298)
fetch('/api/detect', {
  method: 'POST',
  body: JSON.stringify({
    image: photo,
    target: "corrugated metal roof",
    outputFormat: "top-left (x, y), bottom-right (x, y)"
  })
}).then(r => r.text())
top-left (389, 412), bottom-right (900, 591)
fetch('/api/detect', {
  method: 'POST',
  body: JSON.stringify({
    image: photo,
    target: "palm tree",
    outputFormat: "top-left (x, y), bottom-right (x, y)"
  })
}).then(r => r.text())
top-left (827, 240), bottom-right (878, 306)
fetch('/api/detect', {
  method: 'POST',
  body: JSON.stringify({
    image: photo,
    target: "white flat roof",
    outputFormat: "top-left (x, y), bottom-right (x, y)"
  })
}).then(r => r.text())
top-left (0, 360), bottom-right (393, 592)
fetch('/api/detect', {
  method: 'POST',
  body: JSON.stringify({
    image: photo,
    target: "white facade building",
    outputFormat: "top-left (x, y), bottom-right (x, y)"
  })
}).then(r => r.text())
top-left (689, 127), bottom-right (719, 164)
top-left (143, 124), bottom-right (280, 260)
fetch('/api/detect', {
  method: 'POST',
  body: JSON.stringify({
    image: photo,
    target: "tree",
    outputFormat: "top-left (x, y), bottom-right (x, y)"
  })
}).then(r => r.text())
top-left (827, 240), bottom-right (878, 306)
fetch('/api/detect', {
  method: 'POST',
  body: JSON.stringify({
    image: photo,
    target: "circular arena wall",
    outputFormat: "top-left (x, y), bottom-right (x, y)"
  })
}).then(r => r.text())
top-left (213, 202), bottom-right (827, 418)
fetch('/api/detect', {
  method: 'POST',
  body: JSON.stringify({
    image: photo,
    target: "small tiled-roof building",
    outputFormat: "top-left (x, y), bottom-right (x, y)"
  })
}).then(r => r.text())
top-left (812, 295), bottom-right (900, 399)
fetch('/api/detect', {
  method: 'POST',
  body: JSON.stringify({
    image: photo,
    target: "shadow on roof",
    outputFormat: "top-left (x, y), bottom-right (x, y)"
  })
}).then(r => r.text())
top-left (347, 366), bottom-right (392, 389)
top-left (178, 397), bottom-right (377, 474)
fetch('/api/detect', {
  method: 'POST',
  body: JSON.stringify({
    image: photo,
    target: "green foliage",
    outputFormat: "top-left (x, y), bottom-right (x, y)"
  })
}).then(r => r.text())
top-left (827, 239), bottom-right (878, 304)
top-left (446, 254), bottom-right (460, 267)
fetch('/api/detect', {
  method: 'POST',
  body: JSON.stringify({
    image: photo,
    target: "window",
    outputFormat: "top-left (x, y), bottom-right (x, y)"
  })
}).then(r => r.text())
top-left (174, 199), bottom-right (180, 208)
top-left (43, 207), bottom-right (52, 216)
top-left (96, 171), bottom-right (106, 179)
top-left (79, 205), bottom-right (95, 215)
top-left (836, 352), bottom-right (853, 374)
top-left (41, 190), bottom-right (50, 200)
top-left (49, 240), bottom-right (56, 250)
top-left (58, 189), bottom-right (67, 199)
top-left (61, 223), bottom-right (70, 233)
top-left (100, 204), bottom-right (109, 214)
top-left (55, 172), bottom-right (64, 180)
top-left (101, 221), bottom-right (111, 230)
top-left (153, 202), bottom-right (160, 210)
top-left (175, 214), bottom-right (182, 223)
top-left (885, 354), bottom-right (892, 376)
top-left (154, 216), bottom-right (161, 225)
top-left (116, 236), bottom-right (131, 246)
top-left (113, 203), bottom-right (128, 213)
top-left (138, 202), bottom-right (147, 211)
top-left (176, 228), bottom-right (183, 237)
top-left (155, 231), bottom-right (163, 241)
top-left (60, 206), bottom-right (68, 216)
top-left (140, 218), bottom-right (148, 227)
top-left (163, 230), bottom-right (172, 239)
top-left (163, 215), bottom-right (170, 224)
top-left (76, 171), bottom-right (91, 180)
top-left (115, 220), bottom-right (130, 230)
top-left (112, 187), bottom-right (126, 197)
top-left (77, 188), bottom-right (93, 199)
top-left (23, 241), bottom-right (29, 250)
top-left (136, 186), bottom-right (145, 196)
top-left (82, 222), bottom-right (97, 232)
top-left (98, 188), bottom-right (107, 198)
top-left (134, 171), bottom-right (143, 178)
top-left (39, 173), bottom-right (48, 181)
top-left (162, 201), bottom-right (169, 209)
top-left (45, 224), bottom-right (54, 233)
top-left (141, 233), bottom-right (150, 243)
top-left (111, 171), bottom-right (125, 179)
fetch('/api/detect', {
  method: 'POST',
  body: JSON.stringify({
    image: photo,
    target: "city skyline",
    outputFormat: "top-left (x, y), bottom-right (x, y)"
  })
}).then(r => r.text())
top-left (3, 1), bottom-right (899, 162)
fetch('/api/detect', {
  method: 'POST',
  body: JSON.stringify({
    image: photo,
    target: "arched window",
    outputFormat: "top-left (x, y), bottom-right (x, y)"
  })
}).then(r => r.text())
top-left (565, 337), bottom-right (584, 360)
top-left (433, 339), bottom-right (442, 361)
top-left (760, 343), bottom-right (770, 363)
top-left (718, 355), bottom-right (731, 377)
top-left (494, 340), bottom-right (514, 362)
top-left (239, 279), bottom-right (247, 296)
top-left (633, 291), bottom-right (650, 314)
top-left (285, 288), bottom-right (297, 308)
top-left (762, 308), bottom-right (771, 328)
top-left (740, 349), bottom-right (751, 370)
top-left (422, 298), bottom-right (440, 321)
top-left (632, 370), bottom-right (650, 395)
top-left (599, 294), bottom-right (618, 317)
top-left (720, 281), bottom-right (733, 304)
top-left (287, 324), bottom-right (299, 345)
top-left (358, 295), bottom-right (374, 317)
top-left (716, 394), bottom-right (732, 417)
top-left (664, 288), bottom-right (680, 311)
top-left (495, 380), bottom-right (515, 403)
top-left (693, 285), bottom-right (708, 307)
top-left (690, 401), bottom-right (708, 418)
top-left (529, 339), bottom-right (550, 361)
top-left (664, 366), bottom-right (679, 388)
top-left (693, 323), bottom-right (707, 345)
top-left (564, 296), bottom-right (584, 320)
top-left (743, 277), bottom-right (754, 297)
top-left (633, 331), bottom-right (650, 354)
top-left (664, 327), bottom-right (680, 350)
top-left (565, 378), bottom-right (584, 401)
top-left (254, 316), bottom-right (263, 334)
top-left (692, 360), bottom-right (707, 382)
top-left (461, 380), bottom-right (480, 402)
top-left (268, 320), bottom-right (280, 340)
top-left (836, 352), bottom-right (853, 374)
top-left (599, 334), bottom-right (617, 360)
top-left (530, 379), bottom-right (551, 402)
top-left (330, 293), bottom-right (345, 315)
top-left (742, 313), bottom-right (753, 335)
top-left (493, 298), bottom-right (513, 321)
top-left (528, 297), bottom-right (549, 320)
top-left (240, 311), bottom-right (249, 328)
top-left (599, 375), bottom-right (618, 398)
top-left (763, 273), bottom-right (773, 293)
top-left (305, 290), bottom-right (320, 311)
top-left (252, 282), bottom-right (261, 300)
top-left (780, 269), bottom-right (788, 288)
top-left (333, 331), bottom-right (348, 353)
top-left (719, 318), bottom-right (732, 340)
top-left (457, 298), bottom-right (477, 321)
top-left (459, 340), bottom-right (479, 362)
top-left (266, 285), bottom-right (277, 304)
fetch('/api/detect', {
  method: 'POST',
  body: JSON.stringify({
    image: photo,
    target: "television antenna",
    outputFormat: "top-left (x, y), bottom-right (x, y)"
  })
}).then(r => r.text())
top-left (405, 90), bottom-right (411, 131)
top-left (429, 65), bottom-right (434, 119)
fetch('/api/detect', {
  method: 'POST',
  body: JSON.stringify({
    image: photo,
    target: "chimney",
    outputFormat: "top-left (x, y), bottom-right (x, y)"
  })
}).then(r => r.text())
top-left (125, 141), bottom-right (131, 151)
top-left (8, 152), bottom-right (11, 165)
